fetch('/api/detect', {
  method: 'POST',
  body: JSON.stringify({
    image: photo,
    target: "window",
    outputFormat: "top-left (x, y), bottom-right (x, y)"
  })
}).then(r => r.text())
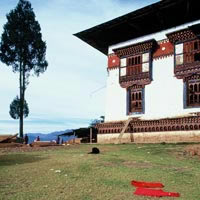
top-left (176, 39), bottom-right (200, 65)
top-left (194, 53), bottom-right (200, 61)
top-left (125, 53), bottom-right (150, 76)
top-left (175, 43), bottom-right (183, 65)
top-left (120, 58), bottom-right (127, 76)
top-left (194, 41), bottom-right (198, 50)
top-left (187, 81), bottom-right (200, 107)
top-left (127, 55), bottom-right (142, 75)
top-left (128, 86), bottom-right (143, 113)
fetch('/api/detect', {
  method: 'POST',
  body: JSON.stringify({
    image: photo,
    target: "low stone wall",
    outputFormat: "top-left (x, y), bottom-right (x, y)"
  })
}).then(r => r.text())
top-left (97, 131), bottom-right (200, 144)
top-left (97, 133), bottom-right (134, 144)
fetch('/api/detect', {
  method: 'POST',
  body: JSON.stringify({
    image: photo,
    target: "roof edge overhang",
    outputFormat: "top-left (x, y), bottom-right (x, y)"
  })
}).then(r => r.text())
top-left (74, 0), bottom-right (200, 55)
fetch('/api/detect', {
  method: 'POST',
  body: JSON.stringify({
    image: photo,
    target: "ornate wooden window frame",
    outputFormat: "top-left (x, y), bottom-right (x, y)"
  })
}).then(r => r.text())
top-left (127, 85), bottom-right (144, 115)
top-left (183, 74), bottom-right (200, 109)
top-left (167, 24), bottom-right (200, 109)
top-left (113, 39), bottom-right (157, 89)
top-left (167, 24), bottom-right (200, 79)
top-left (112, 39), bottom-right (156, 116)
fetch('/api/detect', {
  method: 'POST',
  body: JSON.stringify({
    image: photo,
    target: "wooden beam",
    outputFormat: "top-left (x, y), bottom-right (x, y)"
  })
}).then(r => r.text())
top-left (118, 118), bottom-right (132, 144)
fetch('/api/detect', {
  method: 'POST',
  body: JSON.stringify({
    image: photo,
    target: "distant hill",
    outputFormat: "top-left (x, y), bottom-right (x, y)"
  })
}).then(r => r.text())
top-left (27, 129), bottom-right (73, 144)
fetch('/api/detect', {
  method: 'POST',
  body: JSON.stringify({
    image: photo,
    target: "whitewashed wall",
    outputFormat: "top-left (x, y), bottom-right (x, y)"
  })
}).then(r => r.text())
top-left (142, 56), bottom-right (200, 120)
top-left (105, 20), bottom-right (200, 122)
top-left (105, 69), bottom-right (127, 121)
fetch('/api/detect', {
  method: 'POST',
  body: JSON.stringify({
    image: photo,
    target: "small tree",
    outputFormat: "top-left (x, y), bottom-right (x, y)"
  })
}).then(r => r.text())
top-left (89, 116), bottom-right (105, 127)
top-left (0, 0), bottom-right (48, 138)
top-left (9, 96), bottom-right (29, 120)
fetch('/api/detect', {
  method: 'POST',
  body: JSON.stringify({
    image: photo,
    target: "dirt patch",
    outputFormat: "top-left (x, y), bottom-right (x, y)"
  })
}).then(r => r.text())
top-left (102, 162), bottom-right (116, 167)
top-left (0, 145), bottom-right (69, 153)
top-left (162, 166), bottom-right (190, 172)
top-left (184, 144), bottom-right (200, 157)
top-left (123, 161), bottom-right (153, 168)
top-left (0, 143), bottom-right (24, 148)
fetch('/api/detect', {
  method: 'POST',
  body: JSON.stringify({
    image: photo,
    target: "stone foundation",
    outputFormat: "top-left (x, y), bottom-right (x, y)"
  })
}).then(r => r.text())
top-left (97, 131), bottom-right (200, 144)
top-left (97, 133), bottom-right (134, 144)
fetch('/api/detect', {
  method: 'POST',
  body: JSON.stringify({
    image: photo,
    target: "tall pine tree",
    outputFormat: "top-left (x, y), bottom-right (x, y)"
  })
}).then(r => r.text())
top-left (0, 0), bottom-right (48, 138)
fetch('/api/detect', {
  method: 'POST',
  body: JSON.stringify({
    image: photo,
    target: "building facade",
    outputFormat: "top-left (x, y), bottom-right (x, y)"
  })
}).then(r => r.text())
top-left (75, 0), bottom-right (200, 143)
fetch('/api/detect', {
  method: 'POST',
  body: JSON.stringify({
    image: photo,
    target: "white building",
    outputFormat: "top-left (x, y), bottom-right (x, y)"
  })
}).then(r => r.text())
top-left (75, 0), bottom-right (200, 143)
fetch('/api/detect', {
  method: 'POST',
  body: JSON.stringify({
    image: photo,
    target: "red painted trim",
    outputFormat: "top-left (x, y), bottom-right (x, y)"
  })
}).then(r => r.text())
top-left (107, 53), bottom-right (120, 69)
top-left (153, 39), bottom-right (174, 59)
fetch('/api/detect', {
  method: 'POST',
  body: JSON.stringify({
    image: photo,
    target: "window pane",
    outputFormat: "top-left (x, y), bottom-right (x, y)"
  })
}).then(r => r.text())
top-left (142, 53), bottom-right (149, 63)
top-left (120, 67), bottom-right (126, 76)
top-left (142, 62), bottom-right (149, 72)
top-left (120, 58), bottom-right (127, 67)
top-left (175, 43), bottom-right (183, 54)
top-left (176, 54), bottom-right (183, 65)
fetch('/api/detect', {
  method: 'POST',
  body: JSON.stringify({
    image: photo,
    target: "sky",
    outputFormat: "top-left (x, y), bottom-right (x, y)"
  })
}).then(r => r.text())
top-left (0, 0), bottom-right (159, 134)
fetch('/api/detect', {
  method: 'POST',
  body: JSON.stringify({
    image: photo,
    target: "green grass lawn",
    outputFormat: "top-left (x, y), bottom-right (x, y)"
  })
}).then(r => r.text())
top-left (0, 143), bottom-right (200, 200)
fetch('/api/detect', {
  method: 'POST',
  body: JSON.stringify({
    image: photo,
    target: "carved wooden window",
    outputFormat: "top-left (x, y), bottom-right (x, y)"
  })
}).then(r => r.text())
top-left (128, 87), bottom-right (143, 114)
top-left (127, 55), bottom-right (142, 75)
top-left (187, 80), bottom-right (200, 107)
top-left (126, 53), bottom-right (150, 76)
top-left (184, 40), bottom-right (200, 63)
top-left (175, 39), bottom-right (200, 66)
top-left (120, 52), bottom-right (150, 77)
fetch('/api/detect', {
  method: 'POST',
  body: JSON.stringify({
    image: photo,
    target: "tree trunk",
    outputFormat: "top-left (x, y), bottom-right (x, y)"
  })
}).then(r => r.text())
top-left (19, 62), bottom-right (24, 138)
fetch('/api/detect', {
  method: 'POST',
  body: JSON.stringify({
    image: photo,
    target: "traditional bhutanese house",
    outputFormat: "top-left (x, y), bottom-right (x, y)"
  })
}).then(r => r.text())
top-left (74, 0), bottom-right (200, 143)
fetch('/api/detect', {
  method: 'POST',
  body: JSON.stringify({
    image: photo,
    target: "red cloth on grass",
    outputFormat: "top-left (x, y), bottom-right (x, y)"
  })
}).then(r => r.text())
top-left (134, 187), bottom-right (180, 197)
top-left (131, 180), bottom-right (164, 188)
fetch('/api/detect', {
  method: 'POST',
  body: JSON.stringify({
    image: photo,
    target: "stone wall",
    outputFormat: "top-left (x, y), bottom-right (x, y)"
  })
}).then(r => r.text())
top-left (97, 131), bottom-right (200, 144)
top-left (97, 133), bottom-right (133, 144)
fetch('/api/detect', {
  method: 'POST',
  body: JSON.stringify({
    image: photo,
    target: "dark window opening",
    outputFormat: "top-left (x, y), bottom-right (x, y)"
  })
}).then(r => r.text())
top-left (194, 94), bottom-right (198, 103)
top-left (190, 85), bottom-right (193, 91)
top-left (194, 53), bottom-right (200, 61)
top-left (194, 41), bottom-right (198, 50)
top-left (128, 88), bottom-right (143, 113)
top-left (194, 84), bottom-right (198, 92)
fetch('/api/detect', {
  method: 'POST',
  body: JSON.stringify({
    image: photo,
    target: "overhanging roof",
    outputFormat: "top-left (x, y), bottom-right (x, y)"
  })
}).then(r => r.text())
top-left (74, 0), bottom-right (200, 55)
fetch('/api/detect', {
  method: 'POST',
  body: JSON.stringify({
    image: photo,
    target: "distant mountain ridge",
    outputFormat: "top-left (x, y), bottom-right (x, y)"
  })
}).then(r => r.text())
top-left (27, 129), bottom-right (73, 144)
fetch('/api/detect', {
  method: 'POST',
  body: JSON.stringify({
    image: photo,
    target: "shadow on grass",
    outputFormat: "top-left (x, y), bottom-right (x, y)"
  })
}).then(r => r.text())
top-left (0, 154), bottom-right (47, 167)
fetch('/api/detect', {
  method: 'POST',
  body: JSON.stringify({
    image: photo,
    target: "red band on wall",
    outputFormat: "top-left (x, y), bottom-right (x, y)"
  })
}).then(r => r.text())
top-left (108, 54), bottom-right (120, 69)
top-left (153, 39), bottom-right (174, 59)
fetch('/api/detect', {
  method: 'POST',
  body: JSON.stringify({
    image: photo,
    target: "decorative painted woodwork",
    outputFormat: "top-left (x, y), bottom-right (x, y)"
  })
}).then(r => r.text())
top-left (113, 39), bottom-right (157, 58)
top-left (166, 28), bottom-right (197, 44)
top-left (128, 85), bottom-right (143, 114)
top-left (113, 40), bottom-right (156, 89)
top-left (119, 72), bottom-right (151, 89)
top-left (166, 25), bottom-right (200, 79)
top-left (184, 73), bottom-right (200, 82)
top-left (184, 74), bottom-right (200, 108)
top-left (108, 53), bottom-right (120, 69)
top-left (174, 39), bottom-right (200, 79)
top-left (153, 39), bottom-right (174, 59)
top-left (166, 25), bottom-right (200, 108)
top-left (127, 55), bottom-right (142, 75)
top-left (187, 80), bottom-right (200, 107)
top-left (96, 121), bottom-right (126, 134)
top-left (96, 114), bottom-right (200, 134)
